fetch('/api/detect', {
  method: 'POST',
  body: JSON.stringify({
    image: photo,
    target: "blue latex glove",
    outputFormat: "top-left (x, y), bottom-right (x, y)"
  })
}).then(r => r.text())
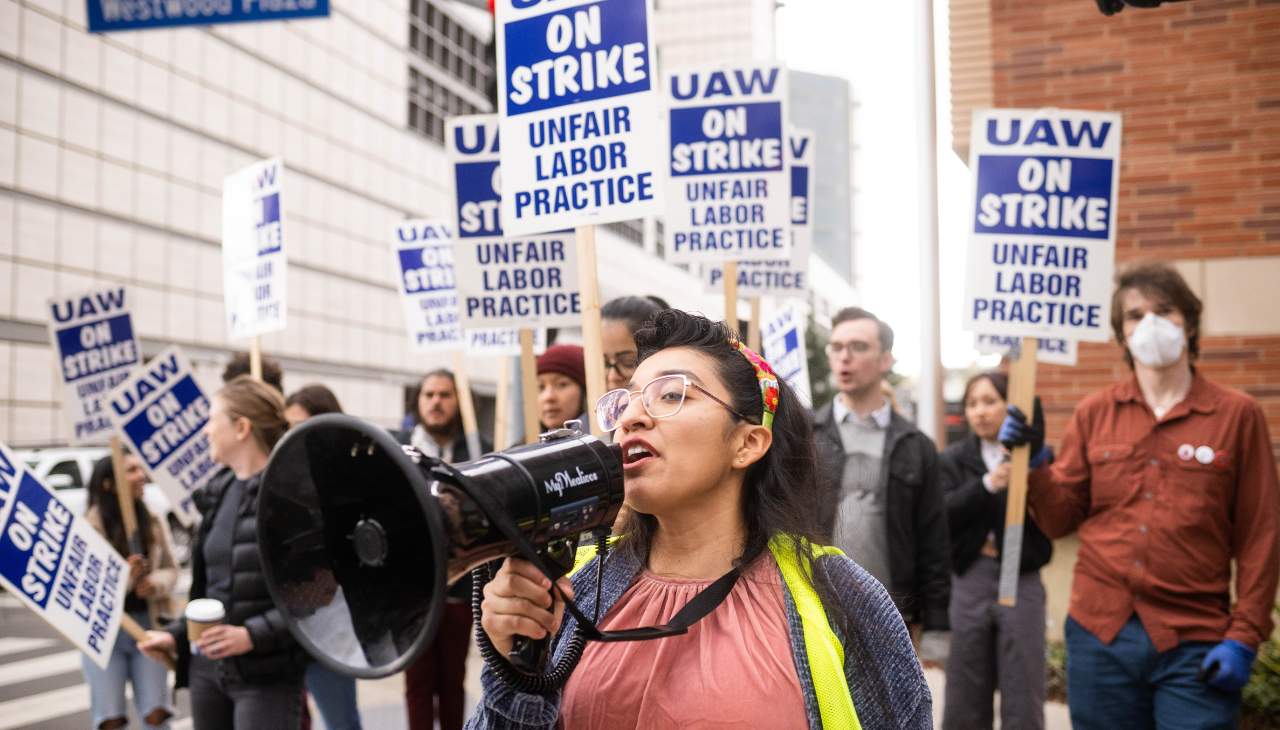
top-left (1199, 639), bottom-right (1256, 692)
top-left (998, 398), bottom-right (1050, 468)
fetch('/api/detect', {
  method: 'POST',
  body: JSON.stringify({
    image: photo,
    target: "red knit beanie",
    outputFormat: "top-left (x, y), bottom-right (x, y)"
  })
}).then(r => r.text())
top-left (536, 344), bottom-right (586, 392)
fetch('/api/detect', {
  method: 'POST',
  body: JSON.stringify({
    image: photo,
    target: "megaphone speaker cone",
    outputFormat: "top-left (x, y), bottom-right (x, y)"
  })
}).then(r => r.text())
top-left (258, 414), bottom-right (448, 678)
top-left (258, 414), bottom-right (625, 679)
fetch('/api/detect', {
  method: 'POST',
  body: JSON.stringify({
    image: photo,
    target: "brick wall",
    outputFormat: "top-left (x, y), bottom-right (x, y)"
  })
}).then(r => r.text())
top-left (984, 0), bottom-right (1280, 458)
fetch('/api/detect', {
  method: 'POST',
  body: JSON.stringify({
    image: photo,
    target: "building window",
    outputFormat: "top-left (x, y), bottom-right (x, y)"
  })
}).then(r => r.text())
top-left (409, 69), bottom-right (481, 143)
top-left (603, 219), bottom-right (644, 246)
top-left (408, 0), bottom-right (495, 144)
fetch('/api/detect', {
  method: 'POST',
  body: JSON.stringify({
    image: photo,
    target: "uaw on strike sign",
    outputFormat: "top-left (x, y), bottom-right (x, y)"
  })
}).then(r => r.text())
top-left (391, 217), bottom-right (549, 353)
top-left (705, 128), bottom-right (814, 296)
top-left (665, 62), bottom-right (791, 264)
top-left (447, 115), bottom-right (583, 329)
top-left (223, 157), bottom-right (287, 341)
top-left (0, 440), bottom-right (128, 669)
top-left (107, 346), bottom-right (215, 526)
top-left (46, 286), bottom-right (141, 445)
top-left (962, 109), bottom-right (1122, 342)
top-left (495, 0), bottom-right (663, 235)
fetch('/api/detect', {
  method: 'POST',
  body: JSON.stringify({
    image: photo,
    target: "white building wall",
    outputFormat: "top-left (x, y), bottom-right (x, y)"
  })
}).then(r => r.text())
top-left (0, 0), bottom-right (465, 447)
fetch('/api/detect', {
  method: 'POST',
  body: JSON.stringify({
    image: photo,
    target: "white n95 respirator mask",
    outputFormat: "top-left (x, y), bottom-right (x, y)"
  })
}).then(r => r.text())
top-left (1127, 312), bottom-right (1186, 368)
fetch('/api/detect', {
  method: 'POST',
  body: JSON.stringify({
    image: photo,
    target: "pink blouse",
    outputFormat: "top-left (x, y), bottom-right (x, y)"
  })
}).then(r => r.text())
top-left (557, 552), bottom-right (808, 730)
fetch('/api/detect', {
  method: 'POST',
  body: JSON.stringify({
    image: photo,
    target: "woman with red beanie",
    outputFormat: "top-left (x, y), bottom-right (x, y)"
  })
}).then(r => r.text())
top-left (536, 344), bottom-right (588, 431)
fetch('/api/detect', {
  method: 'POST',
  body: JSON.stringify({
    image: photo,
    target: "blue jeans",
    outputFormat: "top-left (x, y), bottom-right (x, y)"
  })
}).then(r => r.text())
top-left (1065, 614), bottom-right (1241, 730)
top-left (79, 612), bottom-right (173, 729)
top-left (306, 662), bottom-right (363, 730)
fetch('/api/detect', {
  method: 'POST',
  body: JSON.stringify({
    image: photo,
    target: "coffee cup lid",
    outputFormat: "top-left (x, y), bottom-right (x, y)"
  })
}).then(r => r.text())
top-left (185, 598), bottom-right (226, 622)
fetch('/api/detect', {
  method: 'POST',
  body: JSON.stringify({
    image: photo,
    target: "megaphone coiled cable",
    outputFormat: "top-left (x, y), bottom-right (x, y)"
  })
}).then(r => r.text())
top-left (470, 534), bottom-right (609, 694)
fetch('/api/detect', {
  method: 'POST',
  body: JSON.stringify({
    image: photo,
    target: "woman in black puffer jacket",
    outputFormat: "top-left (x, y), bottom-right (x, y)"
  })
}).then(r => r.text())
top-left (140, 376), bottom-right (309, 730)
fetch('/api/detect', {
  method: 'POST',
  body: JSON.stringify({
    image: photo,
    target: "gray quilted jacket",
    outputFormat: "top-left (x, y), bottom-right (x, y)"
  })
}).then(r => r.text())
top-left (464, 546), bottom-right (933, 730)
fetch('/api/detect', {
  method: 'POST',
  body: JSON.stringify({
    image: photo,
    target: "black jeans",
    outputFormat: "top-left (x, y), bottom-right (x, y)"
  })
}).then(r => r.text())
top-left (188, 655), bottom-right (304, 730)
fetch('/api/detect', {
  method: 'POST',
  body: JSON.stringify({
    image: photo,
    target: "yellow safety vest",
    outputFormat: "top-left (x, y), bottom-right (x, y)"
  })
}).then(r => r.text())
top-left (567, 537), bottom-right (861, 730)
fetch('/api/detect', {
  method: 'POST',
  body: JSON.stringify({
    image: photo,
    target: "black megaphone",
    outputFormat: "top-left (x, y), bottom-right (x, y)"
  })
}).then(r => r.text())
top-left (255, 414), bottom-right (624, 678)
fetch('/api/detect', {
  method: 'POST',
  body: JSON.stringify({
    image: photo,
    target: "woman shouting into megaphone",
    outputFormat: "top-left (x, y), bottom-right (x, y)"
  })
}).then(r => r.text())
top-left (470, 310), bottom-right (932, 730)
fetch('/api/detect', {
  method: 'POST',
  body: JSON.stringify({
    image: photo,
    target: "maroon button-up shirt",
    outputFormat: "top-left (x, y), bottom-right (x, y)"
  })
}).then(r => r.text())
top-left (1028, 371), bottom-right (1279, 652)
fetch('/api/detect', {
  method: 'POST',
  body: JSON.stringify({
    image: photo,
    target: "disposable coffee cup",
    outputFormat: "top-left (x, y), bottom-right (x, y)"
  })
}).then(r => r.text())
top-left (185, 599), bottom-right (225, 656)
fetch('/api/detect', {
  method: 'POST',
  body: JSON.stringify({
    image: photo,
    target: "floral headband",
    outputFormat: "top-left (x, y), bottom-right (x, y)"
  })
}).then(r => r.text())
top-left (730, 340), bottom-right (778, 431)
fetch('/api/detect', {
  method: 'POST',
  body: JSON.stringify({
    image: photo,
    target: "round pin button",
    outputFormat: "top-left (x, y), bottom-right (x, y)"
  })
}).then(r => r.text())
top-left (1178, 444), bottom-right (1194, 461)
top-left (1195, 446), bottom-right (1214, 464)
top-left (1214, 450), bottom-right (1229, 468)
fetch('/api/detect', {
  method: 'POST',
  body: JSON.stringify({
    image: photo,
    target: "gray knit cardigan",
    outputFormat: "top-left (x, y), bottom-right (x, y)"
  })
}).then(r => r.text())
top-left (464, 546), bottom-right (933, 730)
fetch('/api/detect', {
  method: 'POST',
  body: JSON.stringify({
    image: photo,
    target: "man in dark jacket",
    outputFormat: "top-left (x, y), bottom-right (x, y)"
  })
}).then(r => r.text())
top-left (395, 369), bottom-right (492, 730)
top-left (812, 307), bottom-right (952, 661)
top-left (395, 369), bottom-right (492, 463)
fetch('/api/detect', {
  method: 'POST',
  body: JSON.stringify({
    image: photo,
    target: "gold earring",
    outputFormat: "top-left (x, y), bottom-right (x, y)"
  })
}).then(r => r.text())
top-left (739, 456), bottom-right (745, 462)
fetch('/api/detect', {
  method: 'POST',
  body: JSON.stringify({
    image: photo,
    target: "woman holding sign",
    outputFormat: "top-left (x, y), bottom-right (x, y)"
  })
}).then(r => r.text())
top-left (140, 377), bottom-right (310, 730)
top-left (939, 373), bottom-right (1052, 730)
top-left (82, 452), bottom-right (179, 730)
top-left (469, 310), bottom-right (932, 730)
top-left (536, 345), bottom-right (589, 432)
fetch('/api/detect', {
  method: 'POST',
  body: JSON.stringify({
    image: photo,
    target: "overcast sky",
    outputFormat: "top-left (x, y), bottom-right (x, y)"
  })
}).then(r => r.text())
top-left (776, 0), bottom-right (980, 377)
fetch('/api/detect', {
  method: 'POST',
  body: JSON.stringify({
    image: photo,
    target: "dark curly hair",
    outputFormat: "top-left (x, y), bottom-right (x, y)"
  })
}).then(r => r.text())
top-left (619, 309), bottom-right (897, 725)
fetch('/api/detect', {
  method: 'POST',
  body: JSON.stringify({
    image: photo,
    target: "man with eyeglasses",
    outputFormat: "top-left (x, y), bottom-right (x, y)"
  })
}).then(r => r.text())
top-left (811, 307), bottom-right (952, 664)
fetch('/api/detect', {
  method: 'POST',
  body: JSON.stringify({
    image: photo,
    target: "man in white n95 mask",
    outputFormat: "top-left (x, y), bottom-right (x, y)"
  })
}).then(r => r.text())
top-left (1000, 262), bottom-right (1279, 730)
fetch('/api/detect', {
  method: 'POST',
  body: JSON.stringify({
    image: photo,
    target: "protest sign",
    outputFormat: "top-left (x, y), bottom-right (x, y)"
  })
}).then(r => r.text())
top-left (962, 109), bottom-right (1121, 342)
top-left (705, 128), bottom-right (813, 296)
top-left (495, 0), bottom-right (663, 235)
top-left (223, 157), bottom-right (287, 342)
top-left (760, 300), bottom-right (811, 406)
top-left (446, 116), bottom-right (584, 329)
top-left (47, 286), bottom-right (141, 446)
top-left (975, 333), bottom-right (1077, 366)
top-left (88, 0), bottom-right (329, 33)
top-left (0, 439), bottom-right (129, 669)
top-left (664, 62), bottom-right (791, 264)
top-left (392, 218), bottom-right (550, 353)
top-left (106, 346), bottom-right (214, 526)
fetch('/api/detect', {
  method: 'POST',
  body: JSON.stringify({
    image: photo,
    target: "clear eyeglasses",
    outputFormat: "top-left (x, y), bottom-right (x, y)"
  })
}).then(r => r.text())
top-left (594, 374), bottom-right (749, 433)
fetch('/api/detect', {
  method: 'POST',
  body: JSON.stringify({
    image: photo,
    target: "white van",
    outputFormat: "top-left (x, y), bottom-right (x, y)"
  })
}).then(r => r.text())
top-left (15, 447), bottom-right (197, 565)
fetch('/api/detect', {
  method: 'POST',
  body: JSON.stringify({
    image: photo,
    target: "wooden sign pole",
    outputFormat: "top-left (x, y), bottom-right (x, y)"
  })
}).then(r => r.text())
top-left (575, 225), bottom-right (606, 436)
top-left (109, 436), bottom-right (142, 556)
top-left (451, 350), bottom-right (483, 459)
top-left (520, 329), bottom-right (540, 443)
top-left (493, 354), bottom-right (511, 452)
top-left (998, 337), bottom-right (1039, 607)
top-left (747, 298), bottom-right (762, 351)
top-left (723, 262), bottom-right (738, 329)
top-left (110, 437), bottom-right (177, 670)
top-left (249, 336), bottom-right (263, 381)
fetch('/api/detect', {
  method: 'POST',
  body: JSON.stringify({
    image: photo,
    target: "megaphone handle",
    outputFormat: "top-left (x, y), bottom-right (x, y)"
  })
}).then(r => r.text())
top-left (509, 630), bottom-right (551, 674)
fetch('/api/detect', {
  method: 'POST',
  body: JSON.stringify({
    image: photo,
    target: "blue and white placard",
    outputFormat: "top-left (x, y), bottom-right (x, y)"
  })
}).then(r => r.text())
top-left (760, 300), bottom-right (811, 406)
top-left (962, 109), bottom-right (1121, 342)
top-left (0, 440), bottom-right (129, 669)
top-left (975, 334), bottom-right (1078, 367)
top-left (47, 287), bottom-right (141, 446)
top-left (222, 157), bottom-right (287, 341)
top-left (392, 218), bottom-right (548, 355)
top-left (664, 62), bottom-right (791, 264)
top-left (106, 346), bottom-right (213, 526)
top-left (705, 128), bottom-right (813, 296)
top-left (447, 115), bottom-right (583, 329)
top-left (495, 0), bottom-right (664, 235)
top-left (87, 0), bottom-right (330, 33)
